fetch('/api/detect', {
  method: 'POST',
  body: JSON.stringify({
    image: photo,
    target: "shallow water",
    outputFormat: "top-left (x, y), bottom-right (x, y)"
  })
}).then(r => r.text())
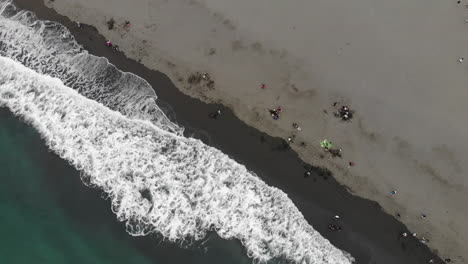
top-left (0, 107), bottom-right (254, 264)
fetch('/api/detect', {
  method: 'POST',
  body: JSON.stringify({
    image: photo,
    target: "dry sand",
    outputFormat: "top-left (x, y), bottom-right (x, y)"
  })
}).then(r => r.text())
top-left (43, 0), bottom-right (468, 261)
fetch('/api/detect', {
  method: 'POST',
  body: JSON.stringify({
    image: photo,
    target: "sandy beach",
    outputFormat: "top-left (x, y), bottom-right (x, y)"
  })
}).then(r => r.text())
top-left (14, 0), bottom-right (467, 262)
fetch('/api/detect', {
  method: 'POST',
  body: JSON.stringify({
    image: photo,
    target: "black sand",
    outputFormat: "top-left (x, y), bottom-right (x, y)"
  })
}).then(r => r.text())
top-left (13, 0), bottom-right (444, 263)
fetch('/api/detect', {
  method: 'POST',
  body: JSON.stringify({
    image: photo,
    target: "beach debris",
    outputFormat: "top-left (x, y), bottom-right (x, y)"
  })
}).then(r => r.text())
top-left (390, 190), bottom-right (397, 195)
top-left (412, 232), bottom-right (417, 237)
top-left (328, 224), bottom-right (342, 231)
top-left (334, 215), bottom-right (340, 219)
top-left (445, 258), bottom-right (451, 263)
top-left (188, 73), bottom-right (203, 84)
top-left (124, 20), bottom-right (131, 27)
top-left (320, 139), bottom-right (333, 150)
top-left (329, 147), bottom-right (342, 158)
top-left (76, 21), bottom-right (81, 28)
top-left (304, 171), bottom-right (311, 177)
top-left (292, 122), bottom-right (302, 131)
top-left (420, 236), bottom-right (429, 243)
top-left (421, 213), bottom-right (427, 219)
top-left (107, 18), bottom-right (115, 30)
top-left (112, 45), bottom-right (120, 52)
top-left (458, 57), bottom-right (464, 63)
top-left (299, 142), bottom-right (307, 147)
top-left (208, 48), bottom-right (216, 55)
top-left (396, 213), bottom-right (401, 217)
top-left (429, 259), bottom-right (434, 263)
top-left (287, 135), bottom-right (295, 144)
top-left (401, 232), bottom-right (408, 237)
top-left (348, 161), bottom-right (355, 167)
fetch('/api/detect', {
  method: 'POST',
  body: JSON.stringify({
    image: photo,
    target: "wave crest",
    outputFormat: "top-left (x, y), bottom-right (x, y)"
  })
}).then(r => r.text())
top-left (0, 0), bottom-right (182, 135)
top-left (0, 56), bottom-right (354, 263)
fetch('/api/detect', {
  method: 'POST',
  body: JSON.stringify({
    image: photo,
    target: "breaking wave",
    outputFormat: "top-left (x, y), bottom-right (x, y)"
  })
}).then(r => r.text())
top-left (0, 0), bottom-right (181, 135)
top-left (0, 56), bottom-right (354, 263)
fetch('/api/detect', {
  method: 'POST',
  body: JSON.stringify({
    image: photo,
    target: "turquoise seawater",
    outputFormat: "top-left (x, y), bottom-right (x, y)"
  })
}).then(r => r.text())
top-left (0, 108), bottom-right (252, 264)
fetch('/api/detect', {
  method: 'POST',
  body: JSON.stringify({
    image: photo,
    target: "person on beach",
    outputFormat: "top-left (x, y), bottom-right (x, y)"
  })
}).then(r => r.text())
top-left (390, 190), bottom-right (397, 195)
top-left (261, 83), bottom-right (266, 89)
top-left (209, 109), bottom-right (222, 119)
top-left (105, 40), bottom-right (112, 46)
top-left (459, 57), bottom-right (464, 63)
top-left (269, 109), bottom-right (279, 120)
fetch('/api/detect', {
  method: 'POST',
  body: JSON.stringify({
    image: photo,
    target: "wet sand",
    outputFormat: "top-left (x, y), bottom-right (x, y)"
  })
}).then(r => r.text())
top-left (14, 0), bottom-right (446, 263)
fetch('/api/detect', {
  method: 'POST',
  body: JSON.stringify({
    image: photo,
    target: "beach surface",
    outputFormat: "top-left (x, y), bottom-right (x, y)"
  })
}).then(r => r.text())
top-left (14, 0), bottom-right (467, 262)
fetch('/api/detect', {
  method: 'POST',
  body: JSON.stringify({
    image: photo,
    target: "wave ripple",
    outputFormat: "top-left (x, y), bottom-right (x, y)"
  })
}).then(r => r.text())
top-left (0, 56), bottom-right (354, 264)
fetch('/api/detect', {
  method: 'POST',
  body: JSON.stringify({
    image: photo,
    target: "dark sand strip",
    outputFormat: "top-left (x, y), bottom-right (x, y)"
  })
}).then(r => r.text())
top-left (13, 0), bottom-right (444, 263)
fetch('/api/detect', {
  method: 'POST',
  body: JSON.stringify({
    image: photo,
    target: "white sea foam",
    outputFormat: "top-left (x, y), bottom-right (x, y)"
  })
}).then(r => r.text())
top-left (0, 0), bottom-right (182, 135)
top-left (0, 56), bottom-right (354, 263)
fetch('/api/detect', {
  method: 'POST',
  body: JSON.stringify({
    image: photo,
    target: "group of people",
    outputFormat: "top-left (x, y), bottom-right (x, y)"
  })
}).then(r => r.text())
top-left (333, 104), bottom-right (354, 121)
top-left (103, 20), bottom-right (132, 52)
top-left (269, 106), bottom-right (283, 120)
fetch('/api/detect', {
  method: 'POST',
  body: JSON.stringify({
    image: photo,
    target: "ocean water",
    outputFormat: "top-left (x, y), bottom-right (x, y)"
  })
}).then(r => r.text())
top-left (0, 107), bottom-right (251, 264)
top-left (0, 0), bottom-right (354, 263)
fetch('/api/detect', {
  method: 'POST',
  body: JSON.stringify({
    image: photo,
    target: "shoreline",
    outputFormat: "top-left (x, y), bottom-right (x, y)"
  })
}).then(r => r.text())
top-left (13, 0), bottom-right (443, 263)
top-left (35, 0), bottom-right (468, 262)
